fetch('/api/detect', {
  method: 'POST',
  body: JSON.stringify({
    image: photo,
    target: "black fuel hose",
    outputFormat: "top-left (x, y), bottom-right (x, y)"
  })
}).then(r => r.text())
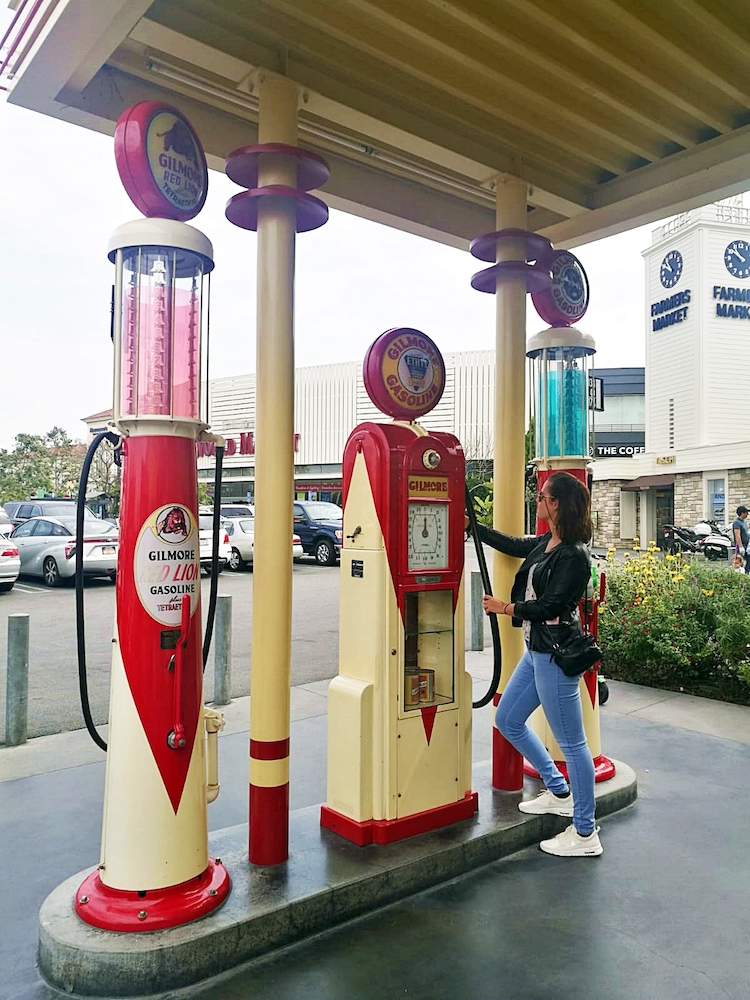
top-left (465, 482), bottom-right (502, 708)
top-left (75, 431), bottom-right (120, 752)
top-left (202, 444), bottom-right (224, 670)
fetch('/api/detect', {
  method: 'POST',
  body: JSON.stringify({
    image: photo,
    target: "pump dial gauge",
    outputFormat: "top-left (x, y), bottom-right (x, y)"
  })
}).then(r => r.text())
top-left (407, 502), bottom-right (448, 570)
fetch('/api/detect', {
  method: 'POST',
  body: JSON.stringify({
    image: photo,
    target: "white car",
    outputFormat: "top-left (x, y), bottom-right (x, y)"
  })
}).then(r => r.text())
top-left (11, 516), bottom-right (118, 586)
top-left (0, 505), bottom-right (14, 539)
top-left (225, 516), bottom-right (304, 571)
top-left (198, 514), bottom-right (231, 574)
top-left (0, 538), bottom-right (21, 592)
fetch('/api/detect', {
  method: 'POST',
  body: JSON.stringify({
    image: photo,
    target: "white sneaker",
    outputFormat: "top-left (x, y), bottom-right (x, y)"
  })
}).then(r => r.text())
top-left (540, 824), bottom-right (603, 857)
top-left (518, 789), bottom-right (574, 817)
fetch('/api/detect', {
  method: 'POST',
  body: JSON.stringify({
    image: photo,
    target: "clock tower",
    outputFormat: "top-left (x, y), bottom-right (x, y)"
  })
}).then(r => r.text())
top-left (643, 204), bottom-right (750, 454)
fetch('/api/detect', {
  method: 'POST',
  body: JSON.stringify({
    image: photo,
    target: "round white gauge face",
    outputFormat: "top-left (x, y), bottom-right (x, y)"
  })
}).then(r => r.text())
top-left (407, 502), bottom-right (448, 570)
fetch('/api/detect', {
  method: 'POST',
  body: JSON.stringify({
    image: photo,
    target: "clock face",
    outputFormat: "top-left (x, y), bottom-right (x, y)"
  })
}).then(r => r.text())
top-left (407, 503), bottom-right (448, 571)
top-left (724, 240), bottom-right (750, 279)
top-left (659, 250), bottom-right (683, 288)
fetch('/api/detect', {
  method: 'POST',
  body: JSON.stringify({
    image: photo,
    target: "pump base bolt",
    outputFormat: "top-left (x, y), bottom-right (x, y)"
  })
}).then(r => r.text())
top-left (137, 911), bottom-right (148, 920)
top-left (79, 896), bottom-right (89, 904)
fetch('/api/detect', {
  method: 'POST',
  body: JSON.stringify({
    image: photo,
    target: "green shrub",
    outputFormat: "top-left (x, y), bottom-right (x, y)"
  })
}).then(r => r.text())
top-left (598, 545), bottom-right (750, 705)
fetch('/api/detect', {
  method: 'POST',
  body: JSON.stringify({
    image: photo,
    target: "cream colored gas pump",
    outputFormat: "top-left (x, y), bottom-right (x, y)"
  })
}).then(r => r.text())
top-left (321, 329), bottom-right (477, 845)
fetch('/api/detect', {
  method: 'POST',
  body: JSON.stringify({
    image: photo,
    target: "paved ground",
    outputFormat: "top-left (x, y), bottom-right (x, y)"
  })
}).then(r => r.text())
top-left (2, 654), bottom-right (749, 1000)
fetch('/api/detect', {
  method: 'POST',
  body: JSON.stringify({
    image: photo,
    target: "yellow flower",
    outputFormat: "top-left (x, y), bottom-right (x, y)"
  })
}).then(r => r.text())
top-left (665, 554), bottom-right (674, 561)
top-left (702, 589), bottom-right (714, 597)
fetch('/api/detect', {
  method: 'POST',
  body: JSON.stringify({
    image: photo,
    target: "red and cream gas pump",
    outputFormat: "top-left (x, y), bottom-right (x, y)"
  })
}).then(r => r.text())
top-left (74, 103), bottom-right (230, 930)
top-left (526, 252), bottom-right (615, 783)
top-left (321, 329), bottom-right (477, 845)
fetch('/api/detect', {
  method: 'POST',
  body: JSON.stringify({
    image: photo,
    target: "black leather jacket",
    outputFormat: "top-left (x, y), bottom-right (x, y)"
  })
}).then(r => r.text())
top-left (476, 525), bottom-right (591, 653)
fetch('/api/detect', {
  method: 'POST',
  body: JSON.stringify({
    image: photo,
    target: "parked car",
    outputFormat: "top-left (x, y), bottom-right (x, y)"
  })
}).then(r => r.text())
top-left (225, 517), bottom-right (255, 571)
top-left (224, 516), bottom-right (304, 571)
top-left (0, 505), bottom-right (14, 539)
top-left (10, 516), bottom-right (118, 586)
top-left (220, 503), bottom-right (254, 518)
top-left (292, 501), bottom-right (343, 565)
top-left (0, 538), bottom-right (21, 592)
top-left (198, 515), bottom-right (231, 574)
top-left (4, 498), bottom-right (101, 527)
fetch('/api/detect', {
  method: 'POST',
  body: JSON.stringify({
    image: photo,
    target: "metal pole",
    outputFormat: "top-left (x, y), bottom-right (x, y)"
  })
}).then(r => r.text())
top-left (492, 177), bottom-right (527, 791)
top-left (213, 595), bottom-right (232, 706)
top-left (470, 572), bottom-right (484, 651)
top-left (249, 71), bottom-right (298, 865)
top-left (5, 613), bottom-right (29, 746)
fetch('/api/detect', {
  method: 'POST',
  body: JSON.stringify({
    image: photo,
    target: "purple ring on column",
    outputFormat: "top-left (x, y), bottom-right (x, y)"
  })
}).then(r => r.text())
top-left (226, 144), bottom-right (330, 192)
top-left (225, 187), bottom-right (329, 233)
top-left (470, 228), bottom-right (553, 263)
top-left (470, 259), bottom-right (552, 294)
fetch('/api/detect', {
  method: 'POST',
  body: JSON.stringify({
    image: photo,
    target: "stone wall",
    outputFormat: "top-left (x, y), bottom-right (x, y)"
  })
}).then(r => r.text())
top-left (591, 479), bottom-right (631, 547)
top-left (728, 468), bottom-right (750, 518)
top-left (674, 472), bottom-right (702, 527)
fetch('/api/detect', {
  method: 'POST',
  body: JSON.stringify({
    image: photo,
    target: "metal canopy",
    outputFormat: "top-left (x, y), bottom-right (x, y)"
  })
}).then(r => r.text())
top-left (4, 0), bottom-right (750, 247)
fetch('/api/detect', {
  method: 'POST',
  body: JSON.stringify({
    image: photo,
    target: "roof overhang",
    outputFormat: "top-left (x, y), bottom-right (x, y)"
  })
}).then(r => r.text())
top-left (3, 0), bottom-right (750, 249)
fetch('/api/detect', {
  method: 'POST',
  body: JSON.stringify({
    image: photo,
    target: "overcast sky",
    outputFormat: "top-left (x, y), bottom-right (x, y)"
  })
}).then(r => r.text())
top-left (1, 90), bottom-right (665, 451)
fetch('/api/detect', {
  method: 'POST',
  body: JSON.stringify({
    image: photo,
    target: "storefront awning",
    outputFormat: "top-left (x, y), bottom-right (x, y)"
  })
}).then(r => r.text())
top-left (621, 475), bottom-right (675, 491)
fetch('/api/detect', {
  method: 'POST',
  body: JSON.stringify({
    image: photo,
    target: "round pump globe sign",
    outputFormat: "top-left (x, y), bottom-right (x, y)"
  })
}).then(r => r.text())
top-left (531, 249), bottom-right (590, 327)
top-left (363, 328), bottom-right (446, 420)
top-left (114, 101), bottom-right (208, 221)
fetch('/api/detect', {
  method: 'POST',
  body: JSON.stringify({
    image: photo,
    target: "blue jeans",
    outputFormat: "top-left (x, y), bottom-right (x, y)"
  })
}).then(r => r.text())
top-left (496, 646), bottom-right (596, 836)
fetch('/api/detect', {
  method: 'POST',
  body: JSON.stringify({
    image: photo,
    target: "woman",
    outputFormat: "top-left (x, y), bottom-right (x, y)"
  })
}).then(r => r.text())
top-left (476, 471), bottom-right (601, 857)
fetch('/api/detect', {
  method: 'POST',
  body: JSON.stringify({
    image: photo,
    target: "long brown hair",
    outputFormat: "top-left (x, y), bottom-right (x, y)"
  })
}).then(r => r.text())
top-left (546, 472), bottom-right (593, 544)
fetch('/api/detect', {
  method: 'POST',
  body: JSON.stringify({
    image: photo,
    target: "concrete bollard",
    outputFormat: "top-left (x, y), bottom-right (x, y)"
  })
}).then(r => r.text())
top-left (213, 594), bottom-right (232, 705)
top-left (471, 572), bottom-right (484, 651)
top-left (5, 613), bottom-right (29, 746)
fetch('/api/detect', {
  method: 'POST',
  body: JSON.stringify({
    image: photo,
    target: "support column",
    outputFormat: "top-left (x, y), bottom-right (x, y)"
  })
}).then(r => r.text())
top-left (492, 178), bottom-right (527, 791)
top-left (249, 72), bottom-right (299, 864)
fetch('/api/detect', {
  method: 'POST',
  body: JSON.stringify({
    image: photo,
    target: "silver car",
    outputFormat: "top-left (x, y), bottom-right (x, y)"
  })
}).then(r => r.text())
top-left (11, 516), bottom-right (119, 587)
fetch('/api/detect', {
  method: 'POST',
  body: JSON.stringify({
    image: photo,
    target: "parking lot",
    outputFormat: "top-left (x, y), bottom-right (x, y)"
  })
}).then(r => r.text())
top-left (0, 558), bottom-right (340, 742)
top-left (0, 541), bottom-right (515, 742)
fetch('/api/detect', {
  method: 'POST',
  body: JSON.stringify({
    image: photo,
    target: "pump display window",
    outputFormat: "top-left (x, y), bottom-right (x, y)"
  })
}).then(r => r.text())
top-left (402, 589), bottom-right (454, 712)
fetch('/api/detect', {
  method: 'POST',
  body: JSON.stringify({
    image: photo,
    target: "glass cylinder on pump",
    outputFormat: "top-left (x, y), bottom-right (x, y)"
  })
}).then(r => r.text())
top-left (527, 326), bottom-right (596, 470)
top-left (109, 218), bottom-right (212, 432)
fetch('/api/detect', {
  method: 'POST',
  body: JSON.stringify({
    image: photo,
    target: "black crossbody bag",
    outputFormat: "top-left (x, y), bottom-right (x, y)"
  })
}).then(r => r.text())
top-left (543, 622), bottom-right (602, 677)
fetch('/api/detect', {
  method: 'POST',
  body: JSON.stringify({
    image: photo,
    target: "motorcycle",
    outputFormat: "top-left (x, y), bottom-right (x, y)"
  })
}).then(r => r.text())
top-left (661, 524), bottom-right (702, 555)
top-left (693, 519), bottom-right (732, 561)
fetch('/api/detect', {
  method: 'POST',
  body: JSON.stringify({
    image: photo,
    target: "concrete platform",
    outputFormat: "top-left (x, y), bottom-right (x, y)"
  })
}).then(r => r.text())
top-left (38, 759), bottom-right (636, 997)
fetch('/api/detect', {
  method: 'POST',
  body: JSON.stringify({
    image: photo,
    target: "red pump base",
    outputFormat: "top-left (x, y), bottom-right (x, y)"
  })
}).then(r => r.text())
top-left (75, 858), bottom-right (231, 931)
top-left (321, 792), bottom-right (479, 846)
top-left (523, 754), bottom-right (617, 784)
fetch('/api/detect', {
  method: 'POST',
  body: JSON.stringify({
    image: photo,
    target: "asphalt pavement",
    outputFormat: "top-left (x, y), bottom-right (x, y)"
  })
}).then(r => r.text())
top-left (0, 544), bottom-right (492, 742)
top-left (2, 657), bottom-right (749, 1000)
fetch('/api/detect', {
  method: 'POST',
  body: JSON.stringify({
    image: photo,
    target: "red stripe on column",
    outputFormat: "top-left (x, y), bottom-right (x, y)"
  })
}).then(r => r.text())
top-left (250, 738), bottom-right (290, 760)
top-left (249, 782), bottom-right (289, 865)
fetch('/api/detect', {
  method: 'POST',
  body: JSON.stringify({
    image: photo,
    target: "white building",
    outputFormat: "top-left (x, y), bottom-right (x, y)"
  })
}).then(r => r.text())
top-left (197, 352), bottom-right (496, 502)
top-left (593, 201), bottom-right (750, 546)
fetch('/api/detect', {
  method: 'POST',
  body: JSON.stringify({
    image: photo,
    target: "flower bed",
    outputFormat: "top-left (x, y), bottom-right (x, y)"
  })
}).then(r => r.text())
top-left (598, 541), bottom-right (750, 706)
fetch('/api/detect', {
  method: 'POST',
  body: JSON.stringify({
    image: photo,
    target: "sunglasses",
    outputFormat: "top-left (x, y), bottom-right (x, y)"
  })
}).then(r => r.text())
top-left (537, 492), bottom-right (556, 502)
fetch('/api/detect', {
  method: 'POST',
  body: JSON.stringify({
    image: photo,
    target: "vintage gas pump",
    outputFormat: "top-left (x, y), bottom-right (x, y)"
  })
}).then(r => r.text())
top-left (74, 103), bottom-right (230, 930)
top-left (321, 329), bottom-right (477, 845)
top-left (526, 319), bottom-right (615, 782)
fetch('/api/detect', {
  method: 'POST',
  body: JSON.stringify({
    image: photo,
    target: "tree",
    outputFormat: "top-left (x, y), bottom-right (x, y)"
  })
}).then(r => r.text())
top-left (46, 427), bottom-right (86, 496)
top-left (0, 427), bottom-right (86, 503)
top-left (88, 438), bottom-right (121, 509)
